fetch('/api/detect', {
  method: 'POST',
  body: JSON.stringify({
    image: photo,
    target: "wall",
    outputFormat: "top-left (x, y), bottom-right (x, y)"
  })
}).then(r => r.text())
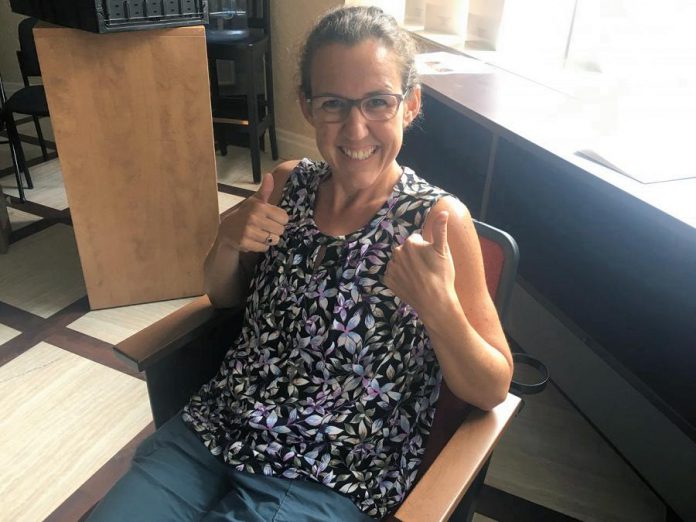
top-left (271, 0), bottom-right (341, 160)
top-left (0, 1), bottom-right (25, 88)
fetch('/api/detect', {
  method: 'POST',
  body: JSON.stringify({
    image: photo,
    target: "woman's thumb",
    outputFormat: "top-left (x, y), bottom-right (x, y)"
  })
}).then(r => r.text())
top-left (255, 172), bottom-right (274, 203)
top-left (432, 211), bottom-right (449, 255)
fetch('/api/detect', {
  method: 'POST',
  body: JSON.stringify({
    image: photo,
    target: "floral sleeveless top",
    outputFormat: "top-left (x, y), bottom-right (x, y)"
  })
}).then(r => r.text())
top-left (183, 159), bottom-right (451, 518)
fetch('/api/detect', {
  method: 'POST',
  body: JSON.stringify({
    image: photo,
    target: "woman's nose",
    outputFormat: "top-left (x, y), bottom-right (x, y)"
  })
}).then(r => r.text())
top-left (342, 105), bottom-right (370, 139)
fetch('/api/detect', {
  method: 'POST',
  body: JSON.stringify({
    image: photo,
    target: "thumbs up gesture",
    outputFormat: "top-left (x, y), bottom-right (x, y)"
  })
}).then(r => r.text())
top-left (220, 172), bottom-right (289, 253)
top-left (384, 211), bottom-right (456, 316)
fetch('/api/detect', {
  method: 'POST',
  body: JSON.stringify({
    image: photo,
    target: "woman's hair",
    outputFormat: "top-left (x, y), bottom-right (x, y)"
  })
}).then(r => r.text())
top-left (298, 5), bottom-right (420, 99)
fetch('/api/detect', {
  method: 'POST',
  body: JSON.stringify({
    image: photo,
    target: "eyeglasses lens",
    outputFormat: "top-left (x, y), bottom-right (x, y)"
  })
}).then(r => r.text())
top-left (311, 94), bottom-right (403, 122)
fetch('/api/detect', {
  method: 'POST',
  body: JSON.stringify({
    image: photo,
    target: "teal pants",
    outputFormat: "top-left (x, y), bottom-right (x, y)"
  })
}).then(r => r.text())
top-left (88, 414), bottom-right (373, 521)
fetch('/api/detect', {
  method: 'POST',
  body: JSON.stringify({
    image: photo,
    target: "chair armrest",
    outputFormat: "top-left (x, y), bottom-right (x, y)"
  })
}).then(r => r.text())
top-left (113, 295), bottom-right (241, 372)
top-left (394, 393), bottom-right (522, 522)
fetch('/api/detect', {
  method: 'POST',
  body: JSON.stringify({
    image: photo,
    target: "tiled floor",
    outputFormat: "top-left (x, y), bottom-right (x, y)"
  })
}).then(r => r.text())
top-left (0, 342), bottom-right (151, 522)
top-left (0, 126), bottom-right (668, 521)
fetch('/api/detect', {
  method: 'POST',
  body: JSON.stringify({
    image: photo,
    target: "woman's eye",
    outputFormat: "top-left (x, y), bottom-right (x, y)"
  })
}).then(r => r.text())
top-left (321, 98), bottom-right (346, 111)
top-left (365, 97), bottom-right (389, 109)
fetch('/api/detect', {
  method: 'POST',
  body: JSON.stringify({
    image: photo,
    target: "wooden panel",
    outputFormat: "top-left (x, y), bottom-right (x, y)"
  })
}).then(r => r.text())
top-left (33, 25), bottom-right (218, 309)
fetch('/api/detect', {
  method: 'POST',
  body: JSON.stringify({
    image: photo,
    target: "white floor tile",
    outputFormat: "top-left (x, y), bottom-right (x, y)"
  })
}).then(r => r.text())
top-left (0, 224), bottom-right (86, 318)
top-left (215, 145), bottom-right (283, 191)
top-left (218, 191), bottom-right (245, 214)
top-left (0, 342), bottom-right (151, 522)
top-left (7, 206), bottom-right (42, 230)
top-left (0, 323), bottom-right (21, 345)
top-left (1, 158), bottom-right (68, 210)
top-left (67, 296), bottom-right (197, 345)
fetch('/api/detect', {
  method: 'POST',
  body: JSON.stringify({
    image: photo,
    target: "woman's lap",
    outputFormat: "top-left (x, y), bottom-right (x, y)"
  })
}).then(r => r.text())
top-left (88, 414), bottom-right (372, 521)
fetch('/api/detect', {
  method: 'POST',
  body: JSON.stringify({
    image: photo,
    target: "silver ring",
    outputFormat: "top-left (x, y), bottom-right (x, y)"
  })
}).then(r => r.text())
top-left (265, 233), bottom-right (273, 245)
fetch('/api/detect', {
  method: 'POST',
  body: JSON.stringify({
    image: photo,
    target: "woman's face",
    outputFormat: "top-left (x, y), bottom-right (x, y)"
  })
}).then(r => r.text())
top-left (301, 39), bottom-right (421, 192)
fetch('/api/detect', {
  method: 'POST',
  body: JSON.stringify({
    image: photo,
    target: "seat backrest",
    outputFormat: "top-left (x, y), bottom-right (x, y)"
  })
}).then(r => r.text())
top-left (246, 0), bottom-right (270, 34)
top-left (17, 17), bottom-right (41, 84)
top-left (415, 219), bottom-right (519, 478)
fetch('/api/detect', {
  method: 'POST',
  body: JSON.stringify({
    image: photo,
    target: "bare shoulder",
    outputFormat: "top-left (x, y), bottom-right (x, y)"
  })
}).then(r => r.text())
top-left (432, 195), bottom-right (470, 220)
top-left (267, 160), bottom-right (301, 205)
top-left (271, 160), bottom-right (300, 182)
top-left (424, 195), bottom-right (475, 238)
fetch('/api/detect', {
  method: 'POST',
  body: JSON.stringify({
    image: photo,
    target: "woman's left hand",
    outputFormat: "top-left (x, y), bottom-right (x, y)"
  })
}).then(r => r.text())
top-left (384, 211), bottom-right (456, 318)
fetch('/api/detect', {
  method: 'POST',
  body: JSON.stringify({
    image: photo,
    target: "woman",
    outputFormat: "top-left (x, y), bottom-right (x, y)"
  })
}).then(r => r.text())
top-left (90, 6), bottom-right (512, 521)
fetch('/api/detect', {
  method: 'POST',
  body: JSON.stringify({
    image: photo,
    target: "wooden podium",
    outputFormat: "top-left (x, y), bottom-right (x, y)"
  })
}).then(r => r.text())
top-left (34, 25), bottom-right (219, 309)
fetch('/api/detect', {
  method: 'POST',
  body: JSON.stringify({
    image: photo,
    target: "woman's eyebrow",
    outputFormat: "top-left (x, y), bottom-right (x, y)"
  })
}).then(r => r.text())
top-left (312, 89), bottom-right (397, 98)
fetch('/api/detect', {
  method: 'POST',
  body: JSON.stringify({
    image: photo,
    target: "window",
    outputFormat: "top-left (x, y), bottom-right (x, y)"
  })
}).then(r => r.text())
top-left (347, 0), bottom-right (696, 181)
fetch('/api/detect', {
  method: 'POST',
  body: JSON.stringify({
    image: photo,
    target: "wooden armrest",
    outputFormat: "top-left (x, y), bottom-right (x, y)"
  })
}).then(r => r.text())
top-left (394, 393), bottom-right (522, 522)
top-left (113, 295), bottom-right (241, 372)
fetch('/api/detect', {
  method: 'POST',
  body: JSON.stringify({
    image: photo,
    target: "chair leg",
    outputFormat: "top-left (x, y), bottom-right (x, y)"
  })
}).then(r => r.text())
top-left (5, 135), bottom-right (26, 202)
top-left (5, 115), bottom-right (33, 193)
top-left (264, 49), bottom-right (278, 160)
top-left (247, 51), bottom-right (261, 184)
top-left (209, 58), bottom-right (228, 156)
top-left (33, 115), bottom-right (49, 161)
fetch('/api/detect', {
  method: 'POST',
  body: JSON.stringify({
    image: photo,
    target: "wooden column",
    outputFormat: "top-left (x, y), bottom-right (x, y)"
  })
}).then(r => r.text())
top-left (34, 25), bottom-right (219, 309)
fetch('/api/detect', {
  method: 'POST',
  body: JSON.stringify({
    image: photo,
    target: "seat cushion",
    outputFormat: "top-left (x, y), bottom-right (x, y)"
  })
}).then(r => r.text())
top-left (5, 85), bottom-right (49, 117)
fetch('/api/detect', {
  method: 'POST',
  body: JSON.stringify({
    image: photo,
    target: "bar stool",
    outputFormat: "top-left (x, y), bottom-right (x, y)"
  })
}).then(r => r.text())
top-left (206, 0), bottom-right (278, 183)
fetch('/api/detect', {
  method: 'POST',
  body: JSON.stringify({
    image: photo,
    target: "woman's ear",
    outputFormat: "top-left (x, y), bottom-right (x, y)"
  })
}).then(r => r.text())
top-left (299, 91), bottom-right (315, 126)
top-left (402, 85), bottom-right (422, 128)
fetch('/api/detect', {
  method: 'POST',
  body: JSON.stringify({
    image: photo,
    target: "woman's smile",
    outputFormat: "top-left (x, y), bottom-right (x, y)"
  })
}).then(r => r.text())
top-left (339, 145), bottom-right (378, 160)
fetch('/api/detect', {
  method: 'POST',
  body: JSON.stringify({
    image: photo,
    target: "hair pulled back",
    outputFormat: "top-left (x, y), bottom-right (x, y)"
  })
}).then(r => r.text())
top-left (298, 6), bottom-right (420, 99)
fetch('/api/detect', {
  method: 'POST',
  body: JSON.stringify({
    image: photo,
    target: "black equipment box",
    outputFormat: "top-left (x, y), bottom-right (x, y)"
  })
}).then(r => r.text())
top-left (10, 0), bottom-right (209, 33)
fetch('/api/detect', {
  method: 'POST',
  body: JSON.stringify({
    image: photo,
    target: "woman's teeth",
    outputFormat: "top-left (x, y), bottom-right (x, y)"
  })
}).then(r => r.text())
top-left (340, 147), bottom-right (376, 160)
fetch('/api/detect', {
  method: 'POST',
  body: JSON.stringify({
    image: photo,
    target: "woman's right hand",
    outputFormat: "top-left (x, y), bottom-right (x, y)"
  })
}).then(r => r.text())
top-left (220, 172), bottom-right (289, 253)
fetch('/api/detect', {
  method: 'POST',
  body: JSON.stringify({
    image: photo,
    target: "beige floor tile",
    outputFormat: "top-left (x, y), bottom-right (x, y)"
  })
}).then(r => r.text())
top-left (472, 514), bottom-right (497, 522)
top-left (0, 323), bottom-right (21, 345)
top-left (486, 383), bottom-right (665, 521)
top-left (0, 342), bottom-right (151, 522)
top-left (0, 224), bottom-right (86, 318)
top-left (1, 158), bottom-right (68, 210)
top-left (218, 191), bottom-right (245, 214)
top-left (7, 206), bottom-right (42, 231)
top-left (67, 296), bottom-right (197, 345)
top-left (215, 145), bottom-right (283, 191)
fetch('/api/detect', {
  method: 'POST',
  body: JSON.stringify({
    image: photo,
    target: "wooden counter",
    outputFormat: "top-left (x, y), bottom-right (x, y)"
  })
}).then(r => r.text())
top-left (33, 25), bottom-right (219, 309)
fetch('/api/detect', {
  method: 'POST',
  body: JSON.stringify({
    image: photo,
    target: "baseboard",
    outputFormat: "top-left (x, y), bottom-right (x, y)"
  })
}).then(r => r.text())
top-left (276, 128), bottom-right (321, 161)
top-left (507, 282), bottom-right (696, 521)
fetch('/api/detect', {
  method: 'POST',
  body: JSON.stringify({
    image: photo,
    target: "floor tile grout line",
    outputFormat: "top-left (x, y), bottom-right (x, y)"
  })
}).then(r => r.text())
top-left (0, 296), bottom-right (91, 367)
top-left (8, 217), bottom-right (71, 243)
top-left (0, 295), bottom-right (147, 380)
top-left (45, 328), bottom-right (145, 381)
top-left (6, 195), bottom-right (71, 220)
top-left (0, 300), bottom-right (47, 331)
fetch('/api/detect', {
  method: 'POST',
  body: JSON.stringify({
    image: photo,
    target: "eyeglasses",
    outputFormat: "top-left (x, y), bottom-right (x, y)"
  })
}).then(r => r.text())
top-left (307, 92), bottom-right (407, 123)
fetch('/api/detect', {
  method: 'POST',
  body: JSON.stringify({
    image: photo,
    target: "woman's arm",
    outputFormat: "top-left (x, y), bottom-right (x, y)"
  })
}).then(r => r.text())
top-left (204, 160), bottom-right (298, 308)
top-left (384, 197), bottom-right (513, 410)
